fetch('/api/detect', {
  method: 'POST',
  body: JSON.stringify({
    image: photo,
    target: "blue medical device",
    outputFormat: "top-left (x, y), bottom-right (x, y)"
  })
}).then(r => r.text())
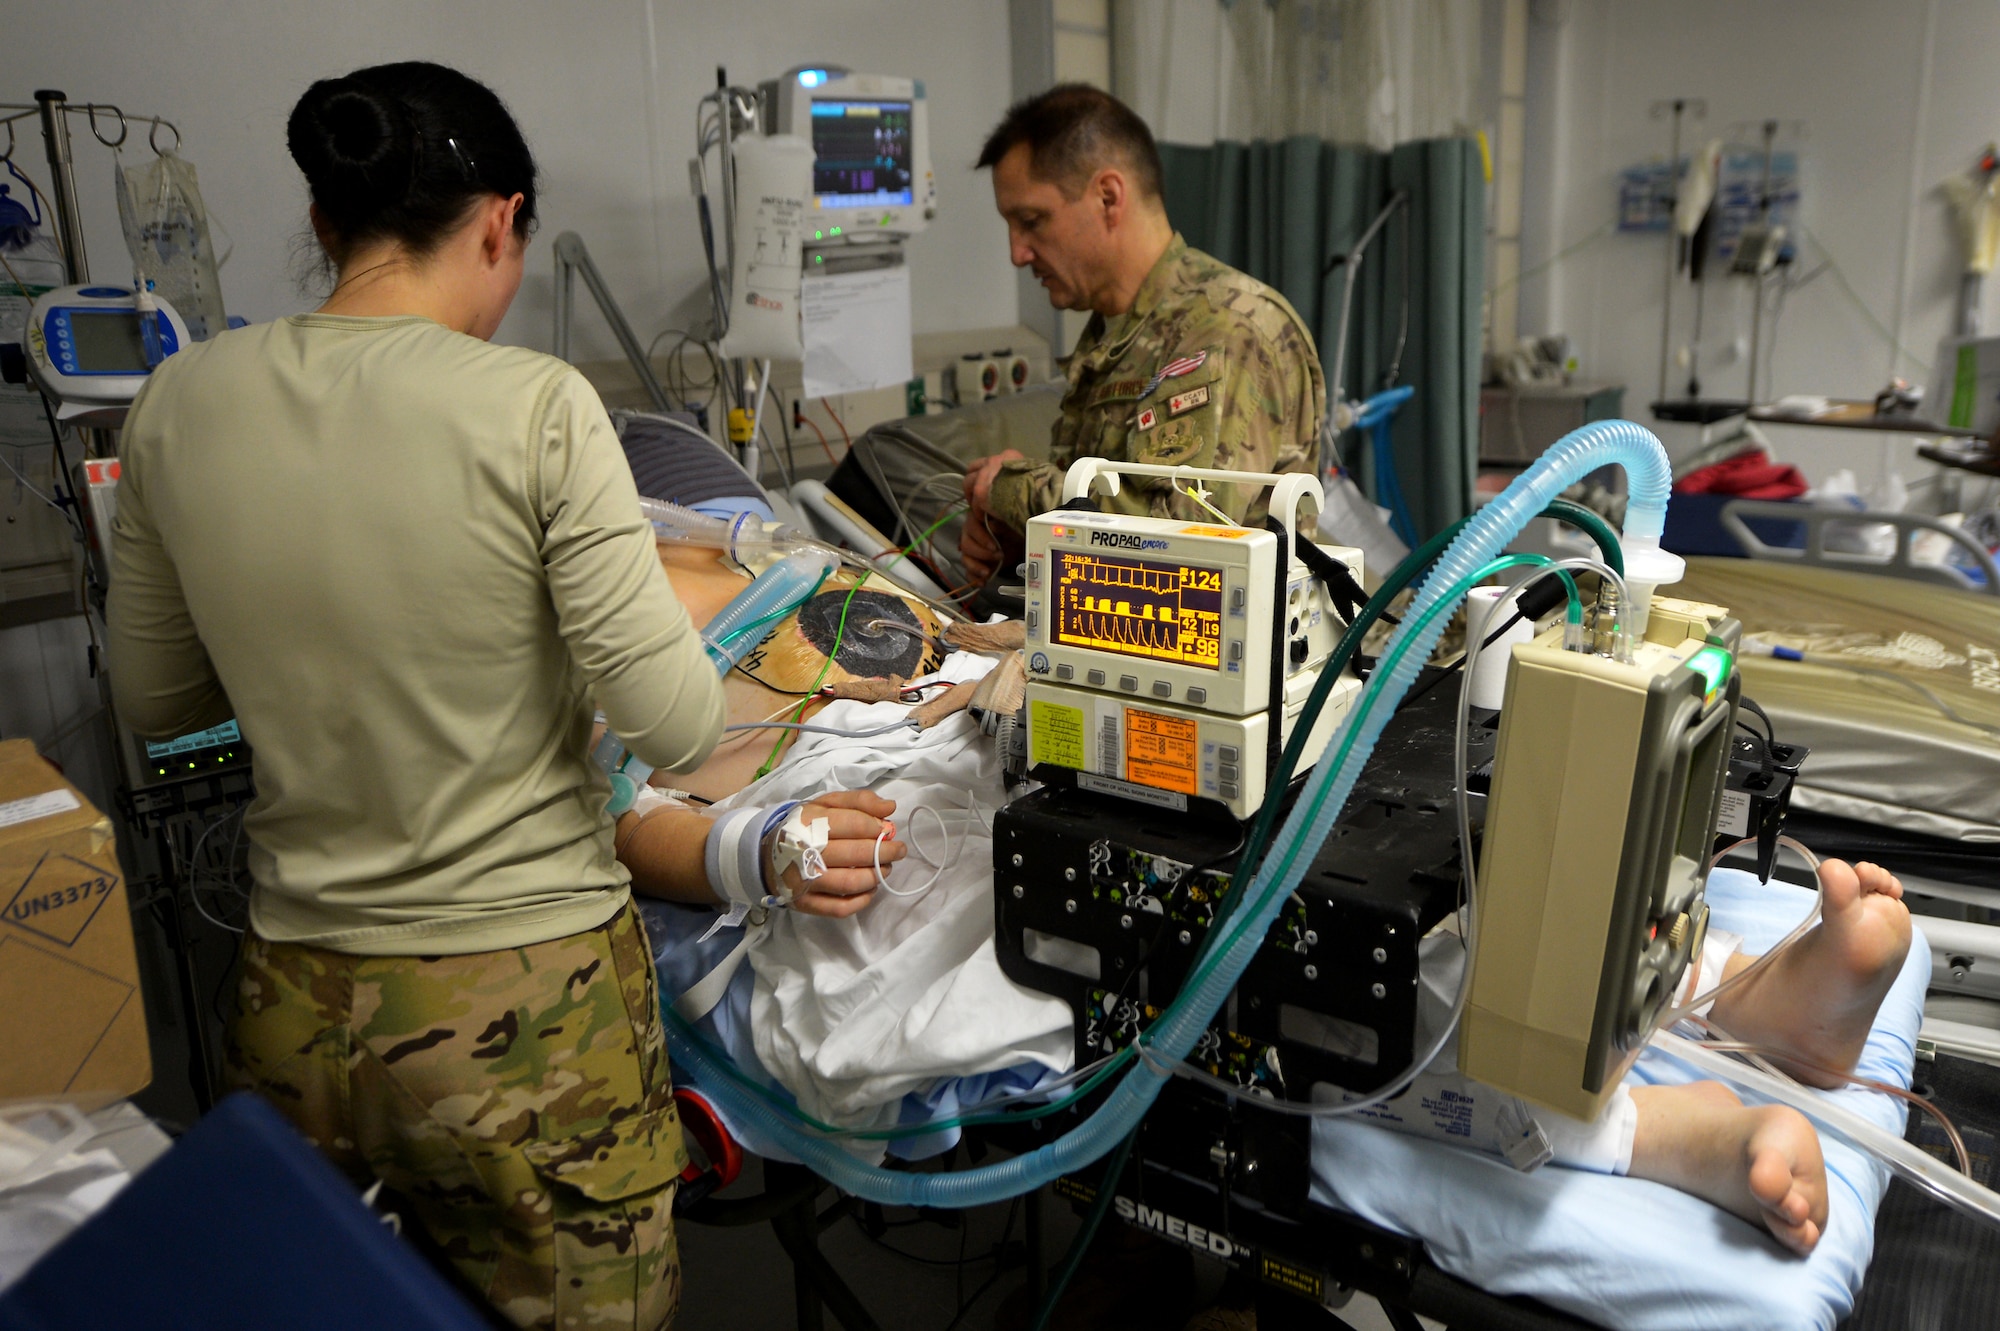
top-left (25, 282), bottom-right (190, 427)
top-left (1353, 384), bottom-right (1417, 547)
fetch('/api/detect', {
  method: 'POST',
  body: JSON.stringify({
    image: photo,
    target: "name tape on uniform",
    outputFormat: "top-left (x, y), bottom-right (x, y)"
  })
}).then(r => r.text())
top-left (1167, 384), bottom-right (1209, 418)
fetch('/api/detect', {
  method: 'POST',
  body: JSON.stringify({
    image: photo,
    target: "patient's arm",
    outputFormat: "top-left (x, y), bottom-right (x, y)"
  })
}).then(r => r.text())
top-left (616, 791), bottom-right (907, 919)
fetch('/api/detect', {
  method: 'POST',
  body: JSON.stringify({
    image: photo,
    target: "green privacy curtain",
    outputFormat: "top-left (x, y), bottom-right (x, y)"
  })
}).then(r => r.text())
top-left (1160, 136), bottom-right (1484, 541)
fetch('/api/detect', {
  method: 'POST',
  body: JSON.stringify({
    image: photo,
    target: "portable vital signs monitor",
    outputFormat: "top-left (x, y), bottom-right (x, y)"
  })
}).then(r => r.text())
top-left (25, 284), bottom-right (189, 427)
top-left (1020, 461), bottom-right (1363, 819)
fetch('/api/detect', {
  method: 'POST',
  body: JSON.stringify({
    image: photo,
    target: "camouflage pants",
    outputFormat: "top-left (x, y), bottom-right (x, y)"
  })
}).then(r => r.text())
top-left (224, 901), bottom-right (685, 1331)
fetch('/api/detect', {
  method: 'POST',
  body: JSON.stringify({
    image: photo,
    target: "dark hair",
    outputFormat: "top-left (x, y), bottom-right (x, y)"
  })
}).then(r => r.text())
top-left (977, 84), bottom-right (1162, 202)
top-left (287, 61), bottom-right (538, 262)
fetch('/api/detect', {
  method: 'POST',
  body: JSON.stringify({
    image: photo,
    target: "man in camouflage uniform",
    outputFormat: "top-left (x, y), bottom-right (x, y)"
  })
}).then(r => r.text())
top-left (962, 85), bottom-right (1324, 584)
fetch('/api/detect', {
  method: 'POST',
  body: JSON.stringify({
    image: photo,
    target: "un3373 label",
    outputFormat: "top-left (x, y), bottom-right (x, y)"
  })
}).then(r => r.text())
top-left (1113, 1196), bottom-right (1241, 1258)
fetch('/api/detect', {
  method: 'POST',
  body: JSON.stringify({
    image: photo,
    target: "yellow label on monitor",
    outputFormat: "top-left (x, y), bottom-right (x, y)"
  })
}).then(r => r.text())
top-left (1125, 709), bottom-right (1199, 795)
top-left (1178, 525), bottom-right (1250, 538)
top-left (1030, 699), bottom-right (1087, 770)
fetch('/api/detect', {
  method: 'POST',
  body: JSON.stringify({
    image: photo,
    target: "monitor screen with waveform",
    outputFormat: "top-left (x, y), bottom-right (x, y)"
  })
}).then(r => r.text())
top-left (1051, 549), bottom-right (1224, 670)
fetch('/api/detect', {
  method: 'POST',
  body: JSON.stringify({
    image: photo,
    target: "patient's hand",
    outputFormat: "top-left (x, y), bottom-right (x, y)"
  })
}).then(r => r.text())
top-left (783, 790), bottom-right (905, 919)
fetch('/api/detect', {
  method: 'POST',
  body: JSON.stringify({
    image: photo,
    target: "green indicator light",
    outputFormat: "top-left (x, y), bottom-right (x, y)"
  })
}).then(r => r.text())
top-left (830, 226), bottom-right (842, 236)
top-left (1687, 645), bottom-right (1733, 697)
top-left (814, 254), bottom-right (824, 264)
top-left (814, 230), bottom-right (824, 240)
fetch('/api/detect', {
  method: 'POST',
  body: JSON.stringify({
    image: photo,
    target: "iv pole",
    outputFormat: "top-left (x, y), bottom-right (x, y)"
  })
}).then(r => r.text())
top-left (1649, 97), bottom-right (1705, 407)
top-left (3, 89), bottom-right (183, 458)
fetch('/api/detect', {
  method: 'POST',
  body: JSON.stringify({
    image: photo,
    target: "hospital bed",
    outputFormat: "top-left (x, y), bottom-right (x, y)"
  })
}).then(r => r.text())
top-left (1673, 507), bottom-right (2000, 1075)
top-left (613, 412), bottom-right (1938, 1331)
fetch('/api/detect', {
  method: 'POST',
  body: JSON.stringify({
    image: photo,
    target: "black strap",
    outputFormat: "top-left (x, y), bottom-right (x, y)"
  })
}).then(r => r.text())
top-left (1292, 531), bottom-right (1373, 627)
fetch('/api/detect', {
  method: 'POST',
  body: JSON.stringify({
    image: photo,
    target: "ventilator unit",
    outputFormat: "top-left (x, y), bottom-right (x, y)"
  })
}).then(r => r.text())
top-left (1461, 597), bottom-right (1741, 1121)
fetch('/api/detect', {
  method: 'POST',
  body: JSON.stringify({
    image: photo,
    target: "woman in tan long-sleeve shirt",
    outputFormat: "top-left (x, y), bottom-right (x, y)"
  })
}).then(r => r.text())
top-left (104, 62), bottom-right (883, 1329)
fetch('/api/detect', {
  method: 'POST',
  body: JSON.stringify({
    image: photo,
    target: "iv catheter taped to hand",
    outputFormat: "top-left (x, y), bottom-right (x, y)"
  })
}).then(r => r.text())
top-left (769, 806), bottom-right (830, 885)
top-left (703, 801), bottom-right (805, 936)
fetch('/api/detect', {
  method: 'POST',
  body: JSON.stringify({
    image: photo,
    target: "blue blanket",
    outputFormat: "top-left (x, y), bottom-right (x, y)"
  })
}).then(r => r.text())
top-left (1308, 868), bottom-right (1929, 1331)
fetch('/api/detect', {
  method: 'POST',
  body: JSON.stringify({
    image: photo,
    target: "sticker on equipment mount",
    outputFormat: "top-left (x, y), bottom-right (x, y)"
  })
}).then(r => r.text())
top-left (1258, 1256), bottom-right (1324, 1301)
top-left (1125, 709), bottom-right (1199, 795)
top-left (1136, 407), bottom-right (1158, 431)
top-left (1717, 788), bottom-right (1752, 838)
top-left (1167, 384), bottom-right (1210, 418)
top-left (1030, 699), bottom-right (1086, 770)
top-left (1078, 772), bottom-right (1188, 811)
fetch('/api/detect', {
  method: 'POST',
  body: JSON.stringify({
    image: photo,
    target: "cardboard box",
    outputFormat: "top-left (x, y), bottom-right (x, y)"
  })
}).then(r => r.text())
top-left (0, 739), bottom-right (151, 1104)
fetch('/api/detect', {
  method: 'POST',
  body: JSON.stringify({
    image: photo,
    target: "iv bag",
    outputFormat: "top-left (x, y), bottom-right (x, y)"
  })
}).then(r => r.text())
top-left (718, 134), bottom-right (813, 362)
top-left (0, 170), bottom-right (64, 353)
top-left (116, 150), bottom-right (228, 341)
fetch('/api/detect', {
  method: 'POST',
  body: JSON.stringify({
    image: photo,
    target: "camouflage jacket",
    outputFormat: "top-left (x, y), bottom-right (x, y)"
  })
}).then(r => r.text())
top-left (988, 234), bottom-right (1324, 533)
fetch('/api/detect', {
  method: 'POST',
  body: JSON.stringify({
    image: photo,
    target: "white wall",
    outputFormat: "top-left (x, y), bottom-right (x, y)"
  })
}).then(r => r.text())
top-left (0, 0), bottom-right (1020, 360)
top-left (0, 1), bottom-right (1020, 809)
top-left (1521, 0), bottom-right (2000, 489)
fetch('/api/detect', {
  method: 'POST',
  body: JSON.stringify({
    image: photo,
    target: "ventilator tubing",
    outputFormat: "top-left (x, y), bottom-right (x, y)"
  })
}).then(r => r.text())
top-left (669, 419), bottom-right (1680, 1208)
top-left (700, 551), bottom-right (840, 674)
top-left (638, 495), bottom-right (824, 564)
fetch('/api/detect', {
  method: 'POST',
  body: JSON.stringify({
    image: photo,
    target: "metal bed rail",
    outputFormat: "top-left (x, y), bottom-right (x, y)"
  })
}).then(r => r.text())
top-left (1720, 499), bottom-right (2000, 595)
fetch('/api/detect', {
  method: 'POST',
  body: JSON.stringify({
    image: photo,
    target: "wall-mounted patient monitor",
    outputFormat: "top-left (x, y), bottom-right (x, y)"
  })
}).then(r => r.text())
top-left (761, 67), bottom-right (936, 241)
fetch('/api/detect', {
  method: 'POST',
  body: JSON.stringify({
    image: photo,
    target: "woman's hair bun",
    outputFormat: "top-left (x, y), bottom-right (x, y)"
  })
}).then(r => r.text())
top-left (287, 79), bottom-right (417, 219)
top-left (287, 62), bottom-right (539, 262)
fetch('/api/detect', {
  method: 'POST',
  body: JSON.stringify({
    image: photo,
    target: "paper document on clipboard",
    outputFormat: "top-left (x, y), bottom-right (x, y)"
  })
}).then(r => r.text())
top-left (802, 264), bottom-right (913, 399)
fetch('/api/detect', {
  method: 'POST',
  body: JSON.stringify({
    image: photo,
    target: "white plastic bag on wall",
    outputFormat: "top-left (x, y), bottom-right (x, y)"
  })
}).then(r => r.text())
top-left (719, 134), bottom-right (813, 362)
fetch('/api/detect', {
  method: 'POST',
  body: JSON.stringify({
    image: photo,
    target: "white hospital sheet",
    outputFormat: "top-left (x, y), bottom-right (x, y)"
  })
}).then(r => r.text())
top-left (698, 651), bottom-right (1072, 1136)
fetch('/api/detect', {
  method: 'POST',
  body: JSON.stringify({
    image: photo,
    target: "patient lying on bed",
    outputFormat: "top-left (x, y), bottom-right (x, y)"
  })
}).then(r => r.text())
top-left (617, 547), bottom-right (1913, 1258)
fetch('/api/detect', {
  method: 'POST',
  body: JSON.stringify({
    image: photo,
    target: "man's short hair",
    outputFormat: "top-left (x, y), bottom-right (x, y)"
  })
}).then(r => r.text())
top-left (977, 84), bottom-right (1163, 202)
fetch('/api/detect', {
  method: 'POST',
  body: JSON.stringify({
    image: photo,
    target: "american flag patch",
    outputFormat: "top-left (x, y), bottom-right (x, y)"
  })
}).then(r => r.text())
top-left (1138, 349), bottom-right (1208, 400)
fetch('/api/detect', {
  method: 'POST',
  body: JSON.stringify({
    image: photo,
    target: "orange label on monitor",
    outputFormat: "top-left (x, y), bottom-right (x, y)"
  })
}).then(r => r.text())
top-left (1125, 710), bottom-right (1199, 795)
top-left (1178, 525), bottom-right (1249, 538)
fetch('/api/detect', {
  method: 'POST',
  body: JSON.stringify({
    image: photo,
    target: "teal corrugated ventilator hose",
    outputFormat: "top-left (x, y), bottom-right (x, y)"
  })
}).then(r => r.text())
top-left (665, 419), bottom-right (1677, 1207)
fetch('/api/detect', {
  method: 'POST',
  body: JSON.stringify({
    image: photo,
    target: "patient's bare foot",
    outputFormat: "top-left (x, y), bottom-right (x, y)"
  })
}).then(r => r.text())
top-left (1629, 1081), bottom-right (1828, 1255)
top-left (1707, 860), bottom-right (1911, 1087)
